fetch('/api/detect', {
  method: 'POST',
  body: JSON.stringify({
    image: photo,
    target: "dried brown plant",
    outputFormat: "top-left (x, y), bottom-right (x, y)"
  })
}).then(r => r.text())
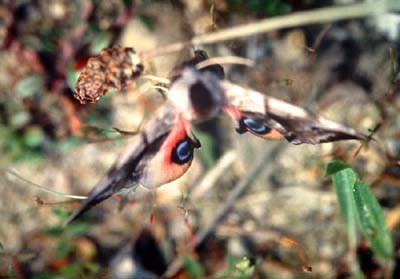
top-left (73, 45), bottom-right (143, 104)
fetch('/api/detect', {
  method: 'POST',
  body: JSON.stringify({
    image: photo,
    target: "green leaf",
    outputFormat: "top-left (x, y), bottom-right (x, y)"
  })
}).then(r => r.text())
top-left (327, 161), bottom-right (358, 247)
top-left (139, 14), bottom-right (155, 31)
top-left (353, 181), bottom-right (394, 259)
top-left (45, 226), bottom-right (64, 237)
top-left (215, 255), bottom-right (256, 279)
top-left (140, 0), bottom-right (152, 6)
top-left (56, 137), bottom-right (85, 153)
top-left (10, 111), bottom-right (30, 128)
top-left (66, 222), bottom-right (90, 237)
top-left (227, 0), bottom-right (291, 17)
top-left (325, 160), bottom-right (353, 176)
top-left (215, 255), bottom-right (237, 278)
top-left (23, 127), bottom-right (44, 148)
top-left (14, 74), bottom-right (44, 98)
top-left (183, 256), bottom-right (204, 279)
top-left (123, 0), bottom-right (134, 7)
top-left (52, 208), bottom-right (71, 222)
top-left (352, 271), bottom-right (367, 279)
top-left (192, 124), bottom-right (220, 168)
top-left (59, 262), bottom-right (83, 278)
top-left (234, 257), bottom-right (255, 279)
top-left (263, 0), bottom-right (292, 17)
top-left (227, 254), bottom-right (238, 270)
top-left (327, 161), bottom-right (394, 260)
top-left (90, 32), bottom-right (112, 54)
top-left (56, 238), bottom-right (71, 258)
top-left (66, 63), bottom-right (81, 91)
top-left (85, 262), bottom-right (100, 274)
top-left (31, 274), bottom-right (55, 279)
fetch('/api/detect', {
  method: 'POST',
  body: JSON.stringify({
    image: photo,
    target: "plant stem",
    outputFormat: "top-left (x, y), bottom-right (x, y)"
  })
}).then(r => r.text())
top-left (191, 0), bottom-right (396, 46)
top-left (163, 142), bottom-right (286, 278)
top-left (2, 168), bottom-right (87, 200)
top-left (141, 0), bottom-right (399, 60)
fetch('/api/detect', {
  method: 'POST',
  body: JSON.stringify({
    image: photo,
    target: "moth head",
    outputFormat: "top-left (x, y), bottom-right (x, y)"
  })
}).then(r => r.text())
top-left (167, 67), bottom-right (226, 121)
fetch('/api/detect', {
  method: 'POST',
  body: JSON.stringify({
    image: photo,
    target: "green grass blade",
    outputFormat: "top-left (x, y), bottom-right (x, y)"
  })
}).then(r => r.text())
top-left (326, 161), bottom-right (358, 248)
top-left (183, 256), bottom-right (204, 279)
top-left (325, 160), bottom-right (353, 176)
top-left (353, 181), bottom-right (394, 259)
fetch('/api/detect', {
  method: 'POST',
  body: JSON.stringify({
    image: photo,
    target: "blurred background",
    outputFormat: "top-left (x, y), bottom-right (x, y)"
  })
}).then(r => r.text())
top-left (1, 0), bottom-right (400, 278)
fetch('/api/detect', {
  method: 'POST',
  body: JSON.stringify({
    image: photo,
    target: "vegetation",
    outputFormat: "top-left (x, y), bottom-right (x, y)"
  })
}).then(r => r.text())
top-left (1, 1), bottom-right (400, 278)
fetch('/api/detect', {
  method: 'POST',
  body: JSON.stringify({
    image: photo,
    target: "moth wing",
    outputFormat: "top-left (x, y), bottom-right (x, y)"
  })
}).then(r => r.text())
top-left (222, 81), bottom-right (367, 144)
top-left (65, 104), bottom-right (179, 225)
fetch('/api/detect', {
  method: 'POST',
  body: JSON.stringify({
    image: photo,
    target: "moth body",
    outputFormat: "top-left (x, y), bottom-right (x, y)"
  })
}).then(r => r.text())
top-left (65, 68), bottom-right (213, 224)
top-left (168, 67), bottom-right (225, 121)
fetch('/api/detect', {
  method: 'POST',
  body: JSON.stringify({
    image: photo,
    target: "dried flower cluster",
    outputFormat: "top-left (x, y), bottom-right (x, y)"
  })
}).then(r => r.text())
top-left (73, 45), bottom-right (143, 104)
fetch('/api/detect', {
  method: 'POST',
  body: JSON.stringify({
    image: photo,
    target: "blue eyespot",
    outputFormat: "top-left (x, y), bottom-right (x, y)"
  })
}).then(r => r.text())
top-left (242, 117), bottom-right (271, 135)
top-left (176, 141), bottom-right (192, 161)
top-left (172, 139), bottom-right (193, 164)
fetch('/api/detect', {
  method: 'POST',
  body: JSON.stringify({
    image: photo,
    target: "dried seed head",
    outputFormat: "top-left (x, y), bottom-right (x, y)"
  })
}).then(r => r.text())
top-left (73, 45), bottom-right (144, 104)
top-left (74, 62), bottom-right (109, 104)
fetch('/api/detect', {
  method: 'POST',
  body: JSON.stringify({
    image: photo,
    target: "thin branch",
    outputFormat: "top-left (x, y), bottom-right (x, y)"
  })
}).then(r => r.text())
top-left (194, 142), bottom-right (285, 246)
top-left (190, 150), bottom-right (238, 199)
top-left (307, 24), bottom-right (332, 53)
top-left (140, 42), bottom-right (191, 61)
top-left (191, 1), bottom-right (396, 46)
top-left (141, 75), bottom-right (171, 85)
top-left (140, 1), bottom-right (398, 60)
top-left (2, 168), bottom-right (87, 200)
top-left (163, 142), bottom-right (287, 278)
top-left (196, 56), bottom-right (255, 70)
top-left (151, 85), bottom-right (169, 93)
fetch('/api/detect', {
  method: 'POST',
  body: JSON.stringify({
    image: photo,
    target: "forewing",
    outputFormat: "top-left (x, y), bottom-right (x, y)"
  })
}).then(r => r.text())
top-left (65, 104), bottom-right (178, 224)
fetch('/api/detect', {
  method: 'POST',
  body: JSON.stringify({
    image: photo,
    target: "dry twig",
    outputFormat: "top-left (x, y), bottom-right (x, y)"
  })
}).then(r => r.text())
top-left (163, 142), bottom-right (287, 278)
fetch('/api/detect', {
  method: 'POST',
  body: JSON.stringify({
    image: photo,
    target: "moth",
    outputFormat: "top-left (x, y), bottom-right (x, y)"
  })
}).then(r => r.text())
top-left (65, 49), bottom-right (367, 224)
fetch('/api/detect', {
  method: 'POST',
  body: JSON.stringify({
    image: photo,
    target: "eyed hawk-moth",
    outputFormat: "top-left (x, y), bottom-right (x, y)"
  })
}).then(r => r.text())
top-left (66, 48), bottom-right (366, 224)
